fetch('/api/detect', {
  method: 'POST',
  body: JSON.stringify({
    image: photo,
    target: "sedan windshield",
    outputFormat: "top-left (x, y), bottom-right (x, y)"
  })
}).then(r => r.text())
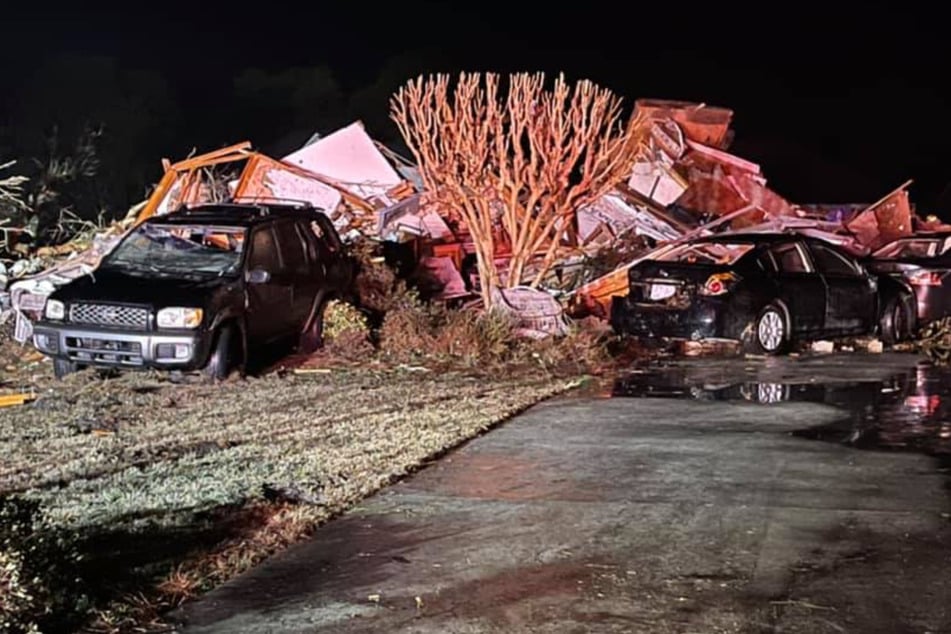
top-left (102, 224), bottom-right (246, 277)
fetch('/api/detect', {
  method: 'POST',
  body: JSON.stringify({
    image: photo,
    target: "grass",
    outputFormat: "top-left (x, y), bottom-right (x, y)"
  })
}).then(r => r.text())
top-left (0, 355), bottom-right (581, 633)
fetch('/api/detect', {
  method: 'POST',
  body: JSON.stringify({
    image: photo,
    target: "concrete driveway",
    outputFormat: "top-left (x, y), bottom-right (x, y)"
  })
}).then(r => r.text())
top-left (173, 353), bottom-right (951, 633)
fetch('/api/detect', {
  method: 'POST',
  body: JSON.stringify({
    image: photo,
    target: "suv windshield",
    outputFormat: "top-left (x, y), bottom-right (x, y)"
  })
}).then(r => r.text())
top-left (102, 223), bottom-right (246, 277)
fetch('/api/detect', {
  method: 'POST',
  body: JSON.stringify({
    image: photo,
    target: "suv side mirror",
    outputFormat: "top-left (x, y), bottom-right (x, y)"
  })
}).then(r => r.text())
top-left (246, 268), bottom-right (271, 284)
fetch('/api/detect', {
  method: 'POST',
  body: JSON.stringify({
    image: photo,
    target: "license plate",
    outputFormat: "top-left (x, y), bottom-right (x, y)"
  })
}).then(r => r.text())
top-left (18, 293), bottom-right (49, 312)
top-left (648, 283), bottom-right (677, 300)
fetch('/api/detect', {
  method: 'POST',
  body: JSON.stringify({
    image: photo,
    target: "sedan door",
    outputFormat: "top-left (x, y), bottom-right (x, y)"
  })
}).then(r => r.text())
top-left (767, 240), bottom-right (826, 334)
top-left (806, 240), bottom-right (876, 333)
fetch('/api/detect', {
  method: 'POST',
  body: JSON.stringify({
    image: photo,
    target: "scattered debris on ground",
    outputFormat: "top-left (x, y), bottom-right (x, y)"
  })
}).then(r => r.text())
top-left (915, 316), bottom-right (951, 364)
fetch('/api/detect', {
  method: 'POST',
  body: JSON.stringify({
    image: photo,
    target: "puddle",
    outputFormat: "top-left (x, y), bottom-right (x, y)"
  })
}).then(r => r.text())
top-left (612, 362), bottom-right (951, 459)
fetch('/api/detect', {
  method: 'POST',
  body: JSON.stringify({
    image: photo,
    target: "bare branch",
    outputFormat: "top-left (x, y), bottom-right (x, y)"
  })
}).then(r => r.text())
top-left (391, 72), bottom-right (644, 304)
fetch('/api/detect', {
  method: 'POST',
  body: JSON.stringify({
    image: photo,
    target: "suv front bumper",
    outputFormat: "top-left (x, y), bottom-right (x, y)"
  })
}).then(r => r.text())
top-left (32, 322), bottom-right (208, 370)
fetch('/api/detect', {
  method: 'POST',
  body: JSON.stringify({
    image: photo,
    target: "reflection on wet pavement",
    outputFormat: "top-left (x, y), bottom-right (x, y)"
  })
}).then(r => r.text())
top-left (613, 360), bottom-right (951, 458)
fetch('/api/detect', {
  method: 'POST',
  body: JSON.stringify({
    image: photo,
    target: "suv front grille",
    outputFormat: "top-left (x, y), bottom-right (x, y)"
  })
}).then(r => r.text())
top-left (69, 303), bottom-right (149, 329)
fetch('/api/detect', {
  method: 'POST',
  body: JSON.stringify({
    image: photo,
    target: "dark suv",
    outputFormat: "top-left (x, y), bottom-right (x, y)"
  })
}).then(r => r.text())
top-left (32, 203), bottom-right (355, 379)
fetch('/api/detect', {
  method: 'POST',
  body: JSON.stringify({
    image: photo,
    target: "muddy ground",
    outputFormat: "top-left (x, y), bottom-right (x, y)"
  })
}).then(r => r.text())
top-left (173, 352), bottom-right (951, 634)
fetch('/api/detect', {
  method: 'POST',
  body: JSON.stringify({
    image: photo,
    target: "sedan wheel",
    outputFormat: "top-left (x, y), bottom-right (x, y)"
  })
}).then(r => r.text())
top-left (756, 304), bottom-right (788, 354)
top-left (880, 294), bottom-right (915, 345)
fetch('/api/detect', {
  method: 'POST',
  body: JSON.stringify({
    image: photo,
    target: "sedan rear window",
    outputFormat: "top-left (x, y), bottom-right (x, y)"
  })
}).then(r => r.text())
top-left (656, 243), bottom-right (754, 265)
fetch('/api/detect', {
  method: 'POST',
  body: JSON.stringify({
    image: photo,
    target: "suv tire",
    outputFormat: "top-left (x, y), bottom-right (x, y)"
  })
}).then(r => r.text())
top-left (203, 325), bottom-right (236, 381)
top-left (53, 358), bottom-right (80, 380)
top-left (298, 299), bottom-right (327, 354)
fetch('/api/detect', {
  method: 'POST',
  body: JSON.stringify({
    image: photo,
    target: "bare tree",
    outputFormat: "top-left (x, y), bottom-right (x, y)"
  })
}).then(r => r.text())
top-left (391, 72), bottom-right (644, 307)
top-left (1, 161), bottom-right (30, 252)
top-left (0, 162), bottom-right (29, 211)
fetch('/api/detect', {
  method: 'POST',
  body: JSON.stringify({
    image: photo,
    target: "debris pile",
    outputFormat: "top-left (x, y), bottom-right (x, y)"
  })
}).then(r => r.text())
top-left (916, 317), bottom-right (951, 364)
top-left (1, 218), bottom-right (136, 344)
top-left (2, 96), bottom-right (949, 349)
top-left (567, 101), bottom-right (950, 318)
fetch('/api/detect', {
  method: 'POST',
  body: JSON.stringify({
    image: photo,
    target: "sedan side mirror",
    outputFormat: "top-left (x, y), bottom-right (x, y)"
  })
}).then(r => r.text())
top-left (246, 268), bottom-right (271, 284)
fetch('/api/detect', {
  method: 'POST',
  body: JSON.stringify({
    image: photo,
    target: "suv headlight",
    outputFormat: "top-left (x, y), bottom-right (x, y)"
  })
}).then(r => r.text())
top-left (156, 307), bottom-right (203, 329)
top-left (44, 299), bottom-right (65, 321)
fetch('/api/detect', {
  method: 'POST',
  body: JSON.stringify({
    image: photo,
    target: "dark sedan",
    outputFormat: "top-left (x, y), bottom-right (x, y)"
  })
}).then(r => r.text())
top-left (610, 233), bottom-right (916, 354)
top-left (866, 232), bottom-right (951, 326)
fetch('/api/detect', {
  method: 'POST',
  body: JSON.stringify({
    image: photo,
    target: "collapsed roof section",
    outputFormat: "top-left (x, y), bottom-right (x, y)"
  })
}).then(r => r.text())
top-left (635, 99), bottom-right (734, 149)
top-left (138, 122), bottom-right (424, 241)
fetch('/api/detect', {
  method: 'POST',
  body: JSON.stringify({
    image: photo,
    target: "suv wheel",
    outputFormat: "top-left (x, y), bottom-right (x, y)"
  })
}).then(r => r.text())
top-left (298, 299), bottom-right (326, 354)
top-left (53, 358), bottom-right (80, 380)
top-left (203, 325), bottom-right (236, 381)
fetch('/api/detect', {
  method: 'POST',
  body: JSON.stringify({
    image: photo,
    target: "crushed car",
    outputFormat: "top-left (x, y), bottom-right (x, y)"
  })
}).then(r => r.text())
top-left (31, 202), bottom-right (355, 379)
top-left (865, 231), bottom-right (951, 327)
top-left (609, 233), bottom-right (916, 354)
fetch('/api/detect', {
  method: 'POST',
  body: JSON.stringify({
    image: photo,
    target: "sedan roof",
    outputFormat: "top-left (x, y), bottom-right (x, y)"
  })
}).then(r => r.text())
top-left (689, 232), bottom-right (802, 245)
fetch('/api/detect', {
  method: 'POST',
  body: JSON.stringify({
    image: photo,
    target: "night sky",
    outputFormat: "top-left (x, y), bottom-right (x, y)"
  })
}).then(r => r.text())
top-left (2, 1), bottom-right (949, 213)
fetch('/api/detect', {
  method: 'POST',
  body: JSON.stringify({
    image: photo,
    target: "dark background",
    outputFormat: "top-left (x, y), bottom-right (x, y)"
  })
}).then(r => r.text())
top-left (1, 1), bottom-right (947, 224)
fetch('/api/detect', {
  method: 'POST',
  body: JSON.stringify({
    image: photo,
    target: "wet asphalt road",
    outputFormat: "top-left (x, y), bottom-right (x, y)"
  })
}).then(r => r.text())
top-left (172, 352), bottom-right (951, 633)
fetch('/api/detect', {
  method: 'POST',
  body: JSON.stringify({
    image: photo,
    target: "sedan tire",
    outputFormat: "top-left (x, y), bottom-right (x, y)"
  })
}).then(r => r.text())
top-left (880, 293), bottom-right (915, 346)
top-left (755, 302), bottom-right (790, 355)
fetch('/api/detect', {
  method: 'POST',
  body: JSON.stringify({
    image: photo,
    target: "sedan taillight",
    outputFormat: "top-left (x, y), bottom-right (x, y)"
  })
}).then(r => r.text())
top-left (905, 270), bottom-right (944, 286)
top-left (699, 272), bottom-right (738, 296)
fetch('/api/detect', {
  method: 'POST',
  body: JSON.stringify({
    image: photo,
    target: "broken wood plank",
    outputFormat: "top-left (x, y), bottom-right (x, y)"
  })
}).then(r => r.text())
top-left (0, 393), bottom-right (36, 408)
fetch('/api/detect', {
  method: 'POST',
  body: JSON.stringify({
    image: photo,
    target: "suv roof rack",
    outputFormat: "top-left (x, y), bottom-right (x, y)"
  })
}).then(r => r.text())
top-left (229, 196), bottom-right (318, 210)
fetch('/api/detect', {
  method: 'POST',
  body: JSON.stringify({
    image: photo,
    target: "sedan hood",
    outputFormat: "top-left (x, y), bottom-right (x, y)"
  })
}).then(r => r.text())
top-left (52, 268), bottom-right (236, 309)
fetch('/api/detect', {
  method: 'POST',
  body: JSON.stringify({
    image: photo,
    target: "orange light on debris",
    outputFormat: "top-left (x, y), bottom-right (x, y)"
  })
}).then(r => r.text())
top-left (906, 270), bottom-right (943, 286)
